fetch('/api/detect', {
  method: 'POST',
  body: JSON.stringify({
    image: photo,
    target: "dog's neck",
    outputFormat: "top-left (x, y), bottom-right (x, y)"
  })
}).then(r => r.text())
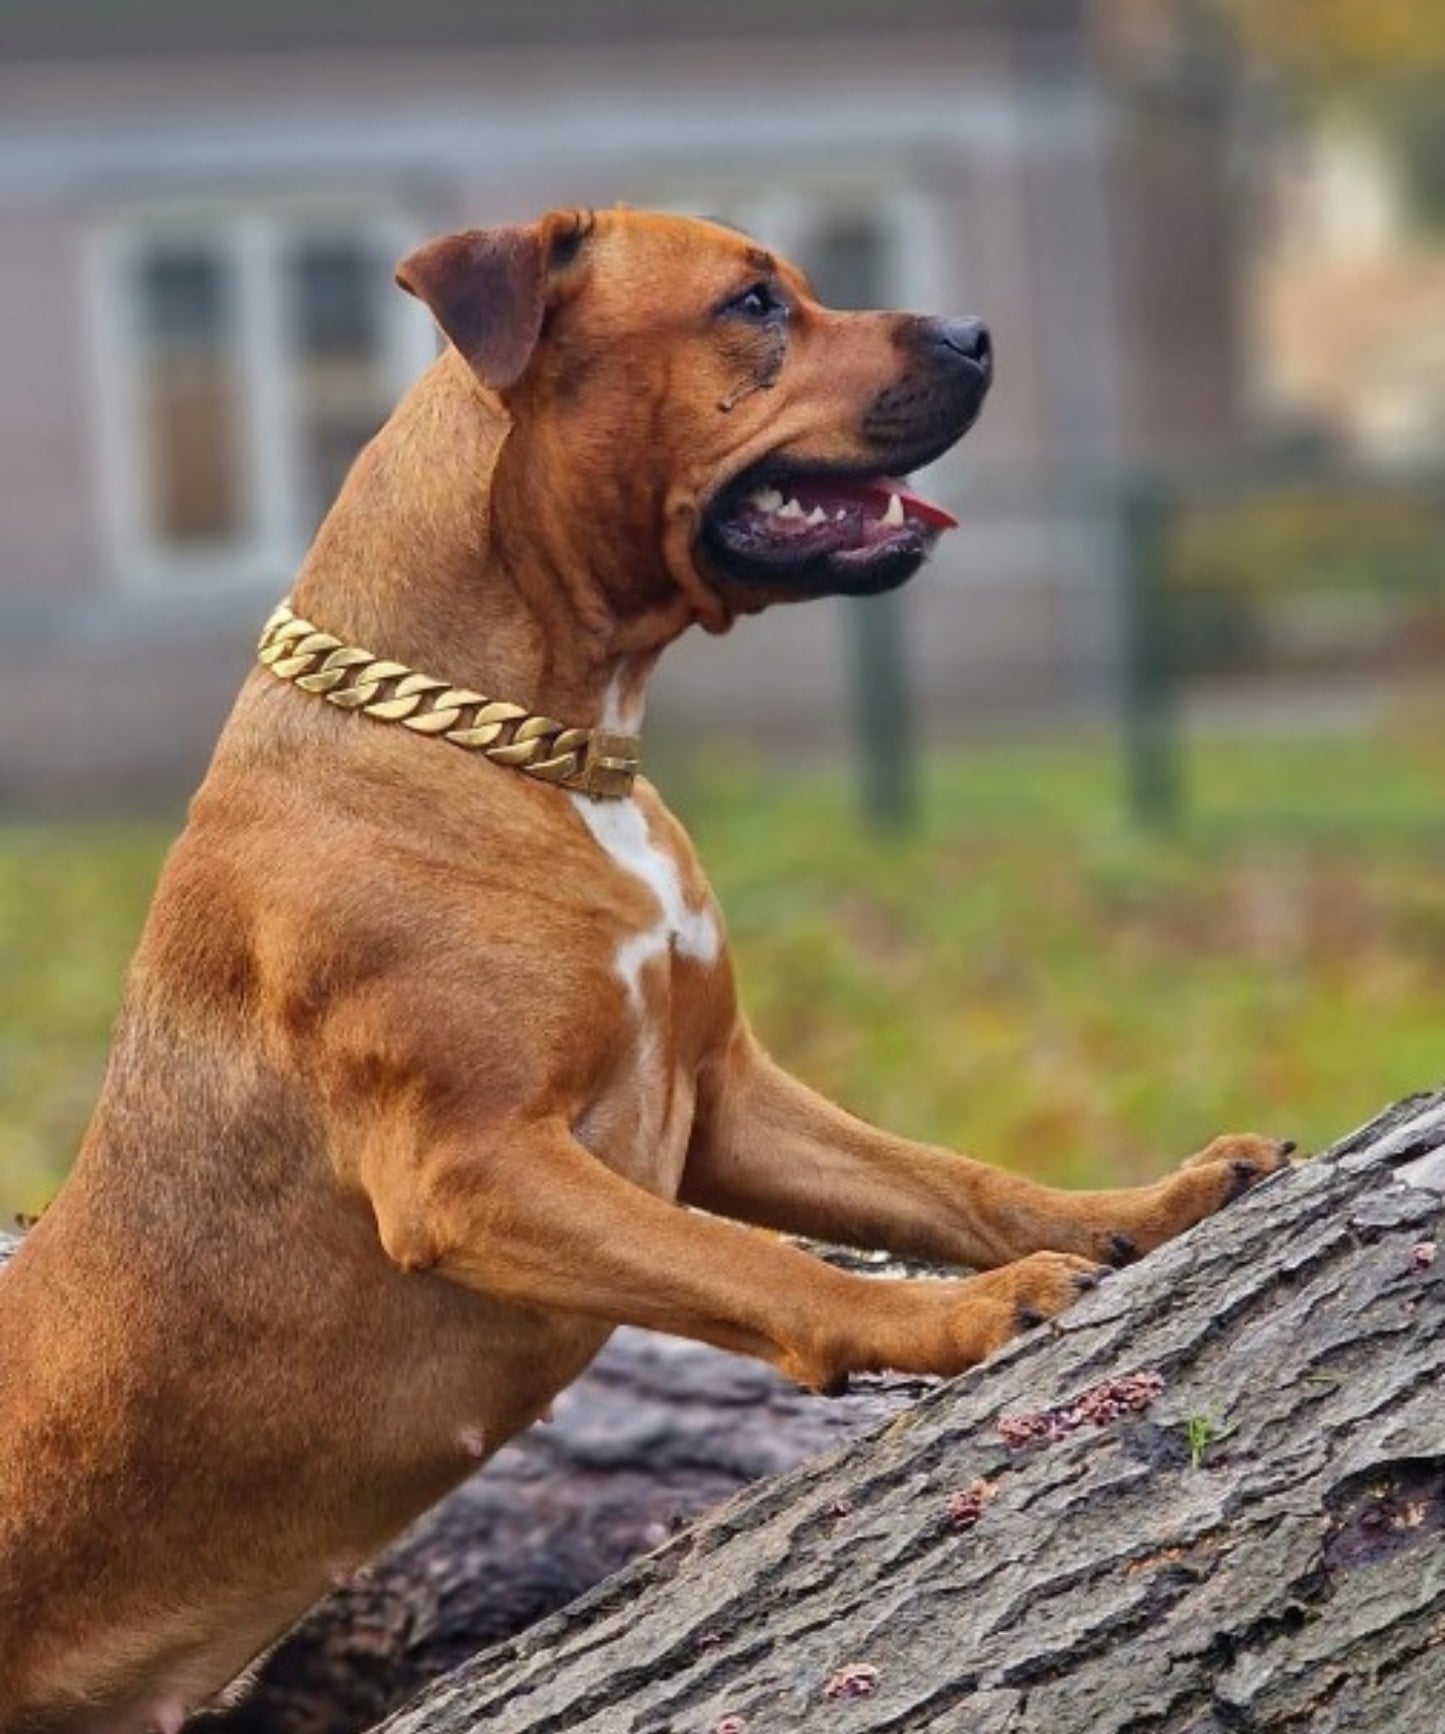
top-left (287, 352), bottom-right (690, 736)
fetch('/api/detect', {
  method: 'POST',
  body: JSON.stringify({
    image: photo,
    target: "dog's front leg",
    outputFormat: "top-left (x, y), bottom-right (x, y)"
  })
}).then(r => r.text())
top-left (682, 1026), bottom-right (1294, 1269)
top-left (361, 1116), bottom-right (1102, 1388)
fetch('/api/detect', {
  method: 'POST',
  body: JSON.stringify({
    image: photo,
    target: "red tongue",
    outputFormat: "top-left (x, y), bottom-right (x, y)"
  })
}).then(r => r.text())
top-left (879, 480), bottom-right (959, 532)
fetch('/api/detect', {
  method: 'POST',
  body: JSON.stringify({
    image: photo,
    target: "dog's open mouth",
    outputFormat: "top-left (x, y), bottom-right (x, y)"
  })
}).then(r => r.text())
top-left (701, 466), bottom-right (958, 599)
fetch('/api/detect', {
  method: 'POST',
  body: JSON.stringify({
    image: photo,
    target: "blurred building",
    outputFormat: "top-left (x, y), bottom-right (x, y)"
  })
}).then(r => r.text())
top-left (1253, 117), bottom-right (1445, 463)
top-left (0, 0), bottom-right (1252, 804)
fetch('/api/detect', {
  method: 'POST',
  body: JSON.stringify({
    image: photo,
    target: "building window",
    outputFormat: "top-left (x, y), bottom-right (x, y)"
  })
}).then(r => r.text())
top-left (285, 234), bottom-right (401, 534)
top-left (805, 210), bottom-right (890, 311)
top-left (133, 243), bottom-right (244, 547)
top-left (90, 206), bottom-right (436, 591)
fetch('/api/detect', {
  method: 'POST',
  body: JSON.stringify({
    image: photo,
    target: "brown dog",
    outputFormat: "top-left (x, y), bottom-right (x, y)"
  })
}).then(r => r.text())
top-left (0, 208), bottom-right (1291, 1731)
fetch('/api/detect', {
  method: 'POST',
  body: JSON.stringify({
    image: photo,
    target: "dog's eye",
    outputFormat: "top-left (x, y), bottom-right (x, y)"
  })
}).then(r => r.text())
top-left (724, 282), bottom-right (786, 323)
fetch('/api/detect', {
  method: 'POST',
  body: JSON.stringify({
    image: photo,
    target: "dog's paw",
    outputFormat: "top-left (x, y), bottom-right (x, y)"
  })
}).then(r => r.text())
top-left (1148, 1133), bottom-right (1299, 1247)
top-left (942, 1252), bottom-right (1110, 1367)
top-left (1079, 1135), bottom-right (1298, 1268)
top-left (792, 1253), bottom-right (1109, 1390)
top-left (1178, 1132), bottom-right (1298, 1182)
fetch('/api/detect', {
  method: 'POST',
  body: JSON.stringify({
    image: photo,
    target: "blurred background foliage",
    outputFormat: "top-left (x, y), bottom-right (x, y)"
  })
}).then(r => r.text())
top-left (1, 0), bottom-right (1442, 1217)
top-left (1208, 0), bottom-right (1445, 227)
top-left (1207, 0), bottom-right (1444, 90)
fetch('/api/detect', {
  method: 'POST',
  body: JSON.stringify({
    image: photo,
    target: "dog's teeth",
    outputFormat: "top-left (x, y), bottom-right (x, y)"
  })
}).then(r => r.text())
top-left (807, 506), bottom-right (828, 526)
top-left (881, 493), bottom-right (905, 528)
top-left (777, 498), bottom-right (806, 521)
top-left (835, 508), bottom-right (847, 521)
top-left (750, 486), bottom-right (784, 512)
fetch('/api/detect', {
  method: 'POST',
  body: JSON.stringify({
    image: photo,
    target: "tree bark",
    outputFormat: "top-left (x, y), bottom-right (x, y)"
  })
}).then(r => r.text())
top-left (367, 1090), bottom-right (1445, 1734)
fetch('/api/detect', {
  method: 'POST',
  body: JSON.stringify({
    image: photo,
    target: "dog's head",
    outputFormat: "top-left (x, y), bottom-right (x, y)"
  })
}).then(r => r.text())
top-left (397, 207), bottom-right (990, 632)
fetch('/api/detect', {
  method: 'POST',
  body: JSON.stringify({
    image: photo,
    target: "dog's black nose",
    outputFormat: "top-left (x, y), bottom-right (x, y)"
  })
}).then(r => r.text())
top-left (924, 316), bottom-right (993, 378)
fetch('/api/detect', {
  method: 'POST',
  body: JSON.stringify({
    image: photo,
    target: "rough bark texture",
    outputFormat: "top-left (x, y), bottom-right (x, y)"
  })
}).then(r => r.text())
top-left (367, 1091), bottom-right (1445, 1734)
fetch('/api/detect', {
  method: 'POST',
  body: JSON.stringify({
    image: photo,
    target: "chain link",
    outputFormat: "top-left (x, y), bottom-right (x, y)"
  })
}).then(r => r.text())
top-left (256, 601), bottom-right (640, 800)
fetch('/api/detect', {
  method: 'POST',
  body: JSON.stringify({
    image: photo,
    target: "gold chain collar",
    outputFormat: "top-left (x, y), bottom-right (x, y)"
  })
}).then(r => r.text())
top-left (256, 601), bottom-right (641, 800)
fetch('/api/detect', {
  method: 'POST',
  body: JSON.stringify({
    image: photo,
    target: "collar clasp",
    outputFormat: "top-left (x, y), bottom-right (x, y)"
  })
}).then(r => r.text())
top-left (581, 731), bottom-right (642, 800)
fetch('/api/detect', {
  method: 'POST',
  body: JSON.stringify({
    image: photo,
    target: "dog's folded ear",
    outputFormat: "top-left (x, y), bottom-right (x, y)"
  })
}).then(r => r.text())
top-left (396, 211), bottom-right (593, 392)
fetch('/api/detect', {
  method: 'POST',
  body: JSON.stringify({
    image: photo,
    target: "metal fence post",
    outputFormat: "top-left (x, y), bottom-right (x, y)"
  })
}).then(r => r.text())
top-left (1119, 477), bottom-right (1182, 828)
top-left (849, 590), bottom-right (916, 832)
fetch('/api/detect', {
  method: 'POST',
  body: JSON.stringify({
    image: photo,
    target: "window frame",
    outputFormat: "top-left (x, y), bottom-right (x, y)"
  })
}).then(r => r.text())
top-left (84, 193), bottom-right (437, 595)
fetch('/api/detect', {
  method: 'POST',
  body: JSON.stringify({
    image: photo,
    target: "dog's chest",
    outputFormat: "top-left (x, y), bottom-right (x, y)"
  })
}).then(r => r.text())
top-left (569, 793), bottom-right (723, 1188)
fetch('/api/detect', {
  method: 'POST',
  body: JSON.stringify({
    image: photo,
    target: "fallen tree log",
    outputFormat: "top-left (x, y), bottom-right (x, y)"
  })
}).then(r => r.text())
top-left (366, 1090), bottom-right (1445, 1733)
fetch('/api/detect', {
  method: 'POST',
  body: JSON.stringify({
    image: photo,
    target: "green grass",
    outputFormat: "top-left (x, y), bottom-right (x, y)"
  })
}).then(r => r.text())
top-left (0, 822), bottom-right (177, 1215)
top-left (4, 728), bottom-right (1444, 1217)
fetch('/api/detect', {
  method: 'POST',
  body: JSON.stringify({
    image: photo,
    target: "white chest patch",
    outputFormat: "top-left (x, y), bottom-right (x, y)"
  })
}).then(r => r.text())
top-left (599, 663), bottom-right (646, 736)
top-left (571, 795), bottom-right (721, 1007)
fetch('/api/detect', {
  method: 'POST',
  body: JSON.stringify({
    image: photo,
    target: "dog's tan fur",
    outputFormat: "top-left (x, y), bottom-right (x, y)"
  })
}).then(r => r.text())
top-left (0, 210), bottom-right (1290, 1731)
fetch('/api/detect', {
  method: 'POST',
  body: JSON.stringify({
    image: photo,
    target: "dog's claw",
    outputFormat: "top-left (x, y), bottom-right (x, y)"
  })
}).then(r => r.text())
top-left (1227, 1160), bottom-right (1264, 1199)
top-left (1107, 1233), bottom-right (1140, 1267)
